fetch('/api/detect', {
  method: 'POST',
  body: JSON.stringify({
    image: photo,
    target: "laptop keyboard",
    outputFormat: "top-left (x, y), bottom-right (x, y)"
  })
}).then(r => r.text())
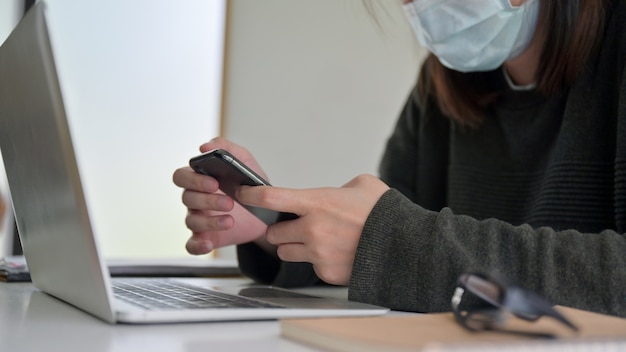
top-left (112, 280), bottom-right (284, 310)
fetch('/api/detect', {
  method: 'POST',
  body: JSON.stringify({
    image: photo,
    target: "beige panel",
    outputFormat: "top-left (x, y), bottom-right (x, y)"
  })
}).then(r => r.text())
top-left (222, 0), bottom-right (426, 188)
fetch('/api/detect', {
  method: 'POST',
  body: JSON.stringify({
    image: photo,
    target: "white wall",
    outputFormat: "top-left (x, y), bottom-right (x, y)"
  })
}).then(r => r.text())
top-left (42, 0), bottom-right (225, 259)
top-left (0, 1), bottom-right (21, 42)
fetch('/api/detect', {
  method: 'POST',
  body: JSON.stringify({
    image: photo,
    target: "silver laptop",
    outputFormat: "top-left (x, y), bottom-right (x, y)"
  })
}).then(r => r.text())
top-left (0, 2), bottom-right (388, 324)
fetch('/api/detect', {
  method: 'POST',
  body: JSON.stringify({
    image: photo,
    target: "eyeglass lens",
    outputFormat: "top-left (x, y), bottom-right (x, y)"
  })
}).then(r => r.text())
top-left (453, 272), bottom-right (578, 337)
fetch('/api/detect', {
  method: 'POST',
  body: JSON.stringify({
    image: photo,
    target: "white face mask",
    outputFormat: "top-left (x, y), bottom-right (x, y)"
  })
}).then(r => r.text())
top-left (403, 0), bottom-right (540, 72)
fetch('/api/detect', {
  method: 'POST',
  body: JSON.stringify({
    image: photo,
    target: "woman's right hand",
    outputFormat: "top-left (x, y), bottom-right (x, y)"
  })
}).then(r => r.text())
top-left (172, 138), bottom-right (271, 255)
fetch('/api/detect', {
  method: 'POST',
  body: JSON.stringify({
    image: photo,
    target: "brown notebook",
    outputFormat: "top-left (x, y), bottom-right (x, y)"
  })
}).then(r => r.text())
top-left (281, 306), bottom-right (626, 351)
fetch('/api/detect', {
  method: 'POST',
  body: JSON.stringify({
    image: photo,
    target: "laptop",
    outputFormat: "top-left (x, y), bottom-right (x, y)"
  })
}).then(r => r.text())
top-left (0, 2), bottom-right (388, 324)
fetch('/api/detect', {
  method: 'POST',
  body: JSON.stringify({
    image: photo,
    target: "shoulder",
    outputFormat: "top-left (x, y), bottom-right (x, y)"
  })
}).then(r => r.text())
top-left (586, 0), bottom-right (626, 91)
top-left (604, 0), bottom-right (626, 64)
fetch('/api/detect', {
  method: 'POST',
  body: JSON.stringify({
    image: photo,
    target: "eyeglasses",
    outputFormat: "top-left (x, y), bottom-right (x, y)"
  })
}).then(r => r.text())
top-left (451, 272), bottom-right (578, 338)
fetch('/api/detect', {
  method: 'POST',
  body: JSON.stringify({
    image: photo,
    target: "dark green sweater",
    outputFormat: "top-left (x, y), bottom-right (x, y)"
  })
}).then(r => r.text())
top-left (239, 0), bottom-right (626, 317)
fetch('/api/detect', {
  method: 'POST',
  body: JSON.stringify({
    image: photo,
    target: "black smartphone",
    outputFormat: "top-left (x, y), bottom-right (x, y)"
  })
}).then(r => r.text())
top-left (189, 149), bottom-right (298, 225)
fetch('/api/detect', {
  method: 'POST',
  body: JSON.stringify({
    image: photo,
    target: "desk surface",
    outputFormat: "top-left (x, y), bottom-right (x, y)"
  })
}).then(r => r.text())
top-left (4, 279), bottom-right (626, 352)
top-left (0, 278), bottom-right (350, 352)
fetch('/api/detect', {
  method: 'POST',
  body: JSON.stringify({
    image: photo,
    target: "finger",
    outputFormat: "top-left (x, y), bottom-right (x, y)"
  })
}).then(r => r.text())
top-left (199, 136), bottom-right (230, 152)
top-left (181, 190), bottom-right (234, 211)
top-left (185, 236), bottom-right (214, 255)
top-left (275, 243), bottom-right (309, 262)
top-left (185, 211), bottom-right (234, 232)
top-left (265, 219), bottom-right (307, 245)
top-left (173, 166), bottom-right (220, 193)
top-left (199, 137), bottom-right (251, 158)
top-left (236, 185), bottom-right (313, 215)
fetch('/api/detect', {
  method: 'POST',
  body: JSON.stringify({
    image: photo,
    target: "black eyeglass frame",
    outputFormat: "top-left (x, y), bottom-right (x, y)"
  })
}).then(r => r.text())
top-left (451, 272), bottom-right (578, 337)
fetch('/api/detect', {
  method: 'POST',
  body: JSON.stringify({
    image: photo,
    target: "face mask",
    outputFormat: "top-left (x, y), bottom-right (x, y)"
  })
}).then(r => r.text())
top-left (403, 0), bottom-right (539, 72)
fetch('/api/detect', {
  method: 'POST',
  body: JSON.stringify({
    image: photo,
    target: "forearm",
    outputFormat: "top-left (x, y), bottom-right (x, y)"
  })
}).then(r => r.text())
top-left (349, 189), bottom-right (626, 317)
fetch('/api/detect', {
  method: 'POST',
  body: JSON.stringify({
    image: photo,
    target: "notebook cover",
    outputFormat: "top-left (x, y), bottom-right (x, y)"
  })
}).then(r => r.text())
top-left (281, 306), bottom-right (626, 351)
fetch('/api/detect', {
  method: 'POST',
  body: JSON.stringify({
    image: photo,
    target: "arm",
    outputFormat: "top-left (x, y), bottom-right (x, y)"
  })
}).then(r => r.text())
top-left (349, 189), bottom-right (626, 317)
top-left (348, 64), bottom-right (626, 317)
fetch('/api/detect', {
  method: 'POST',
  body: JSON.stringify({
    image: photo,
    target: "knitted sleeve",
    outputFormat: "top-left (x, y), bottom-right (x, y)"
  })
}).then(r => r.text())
top-left (349, 189), bottom-right (626, 317)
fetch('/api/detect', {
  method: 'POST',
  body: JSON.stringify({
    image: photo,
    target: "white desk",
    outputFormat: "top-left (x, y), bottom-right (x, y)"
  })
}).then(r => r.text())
top-left (0, 278), bottom-right (346, 352)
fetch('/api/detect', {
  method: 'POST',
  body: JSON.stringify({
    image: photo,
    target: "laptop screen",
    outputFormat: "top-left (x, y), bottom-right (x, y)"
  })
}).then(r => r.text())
top-left (0, 3), bottom-right (116, 322)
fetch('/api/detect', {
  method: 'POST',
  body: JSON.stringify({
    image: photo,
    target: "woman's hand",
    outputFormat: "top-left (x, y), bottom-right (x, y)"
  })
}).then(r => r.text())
top-left (172, 138), bottom-right (270, 255)
top-left (236, 174), bottom-right (389, 286)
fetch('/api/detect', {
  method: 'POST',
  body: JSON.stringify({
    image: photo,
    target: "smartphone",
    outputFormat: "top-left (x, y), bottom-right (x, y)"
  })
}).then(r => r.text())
top-left (189, 149), bottom-right (298, 225)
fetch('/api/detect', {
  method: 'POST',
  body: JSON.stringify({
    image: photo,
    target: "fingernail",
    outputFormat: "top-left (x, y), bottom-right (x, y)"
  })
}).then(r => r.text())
top-left (217, 216), bottom-right (232, 229)
top-left (204, 241), bottom-right (213, 253)
top-left (217, 196), bottom-right (231, 211)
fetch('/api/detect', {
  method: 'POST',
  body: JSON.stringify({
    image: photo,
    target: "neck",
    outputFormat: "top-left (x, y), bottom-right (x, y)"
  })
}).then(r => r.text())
top-left (503, 21), bottom-right (545, 86)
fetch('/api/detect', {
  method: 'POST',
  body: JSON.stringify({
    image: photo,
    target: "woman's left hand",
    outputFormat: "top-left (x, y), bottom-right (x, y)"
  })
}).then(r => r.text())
top-left (236, 174), bottom-right (389, 286)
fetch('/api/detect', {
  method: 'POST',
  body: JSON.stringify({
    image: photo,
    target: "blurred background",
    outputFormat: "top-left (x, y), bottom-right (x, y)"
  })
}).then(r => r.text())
top-left (0, 0), bottom-right (425, 260)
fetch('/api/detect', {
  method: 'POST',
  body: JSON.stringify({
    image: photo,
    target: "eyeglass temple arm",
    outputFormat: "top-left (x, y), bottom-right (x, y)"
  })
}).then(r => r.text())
top-left (505, 288), bottom-right (579, 332)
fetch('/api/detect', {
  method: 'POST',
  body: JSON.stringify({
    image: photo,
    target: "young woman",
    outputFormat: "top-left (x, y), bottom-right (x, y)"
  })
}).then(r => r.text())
top-left (173, 0), bottom-right (626, 317)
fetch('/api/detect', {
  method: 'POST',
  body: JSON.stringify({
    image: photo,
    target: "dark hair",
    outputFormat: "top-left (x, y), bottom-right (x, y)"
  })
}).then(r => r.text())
top-left (417, 0), bottom-right (608, 128)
